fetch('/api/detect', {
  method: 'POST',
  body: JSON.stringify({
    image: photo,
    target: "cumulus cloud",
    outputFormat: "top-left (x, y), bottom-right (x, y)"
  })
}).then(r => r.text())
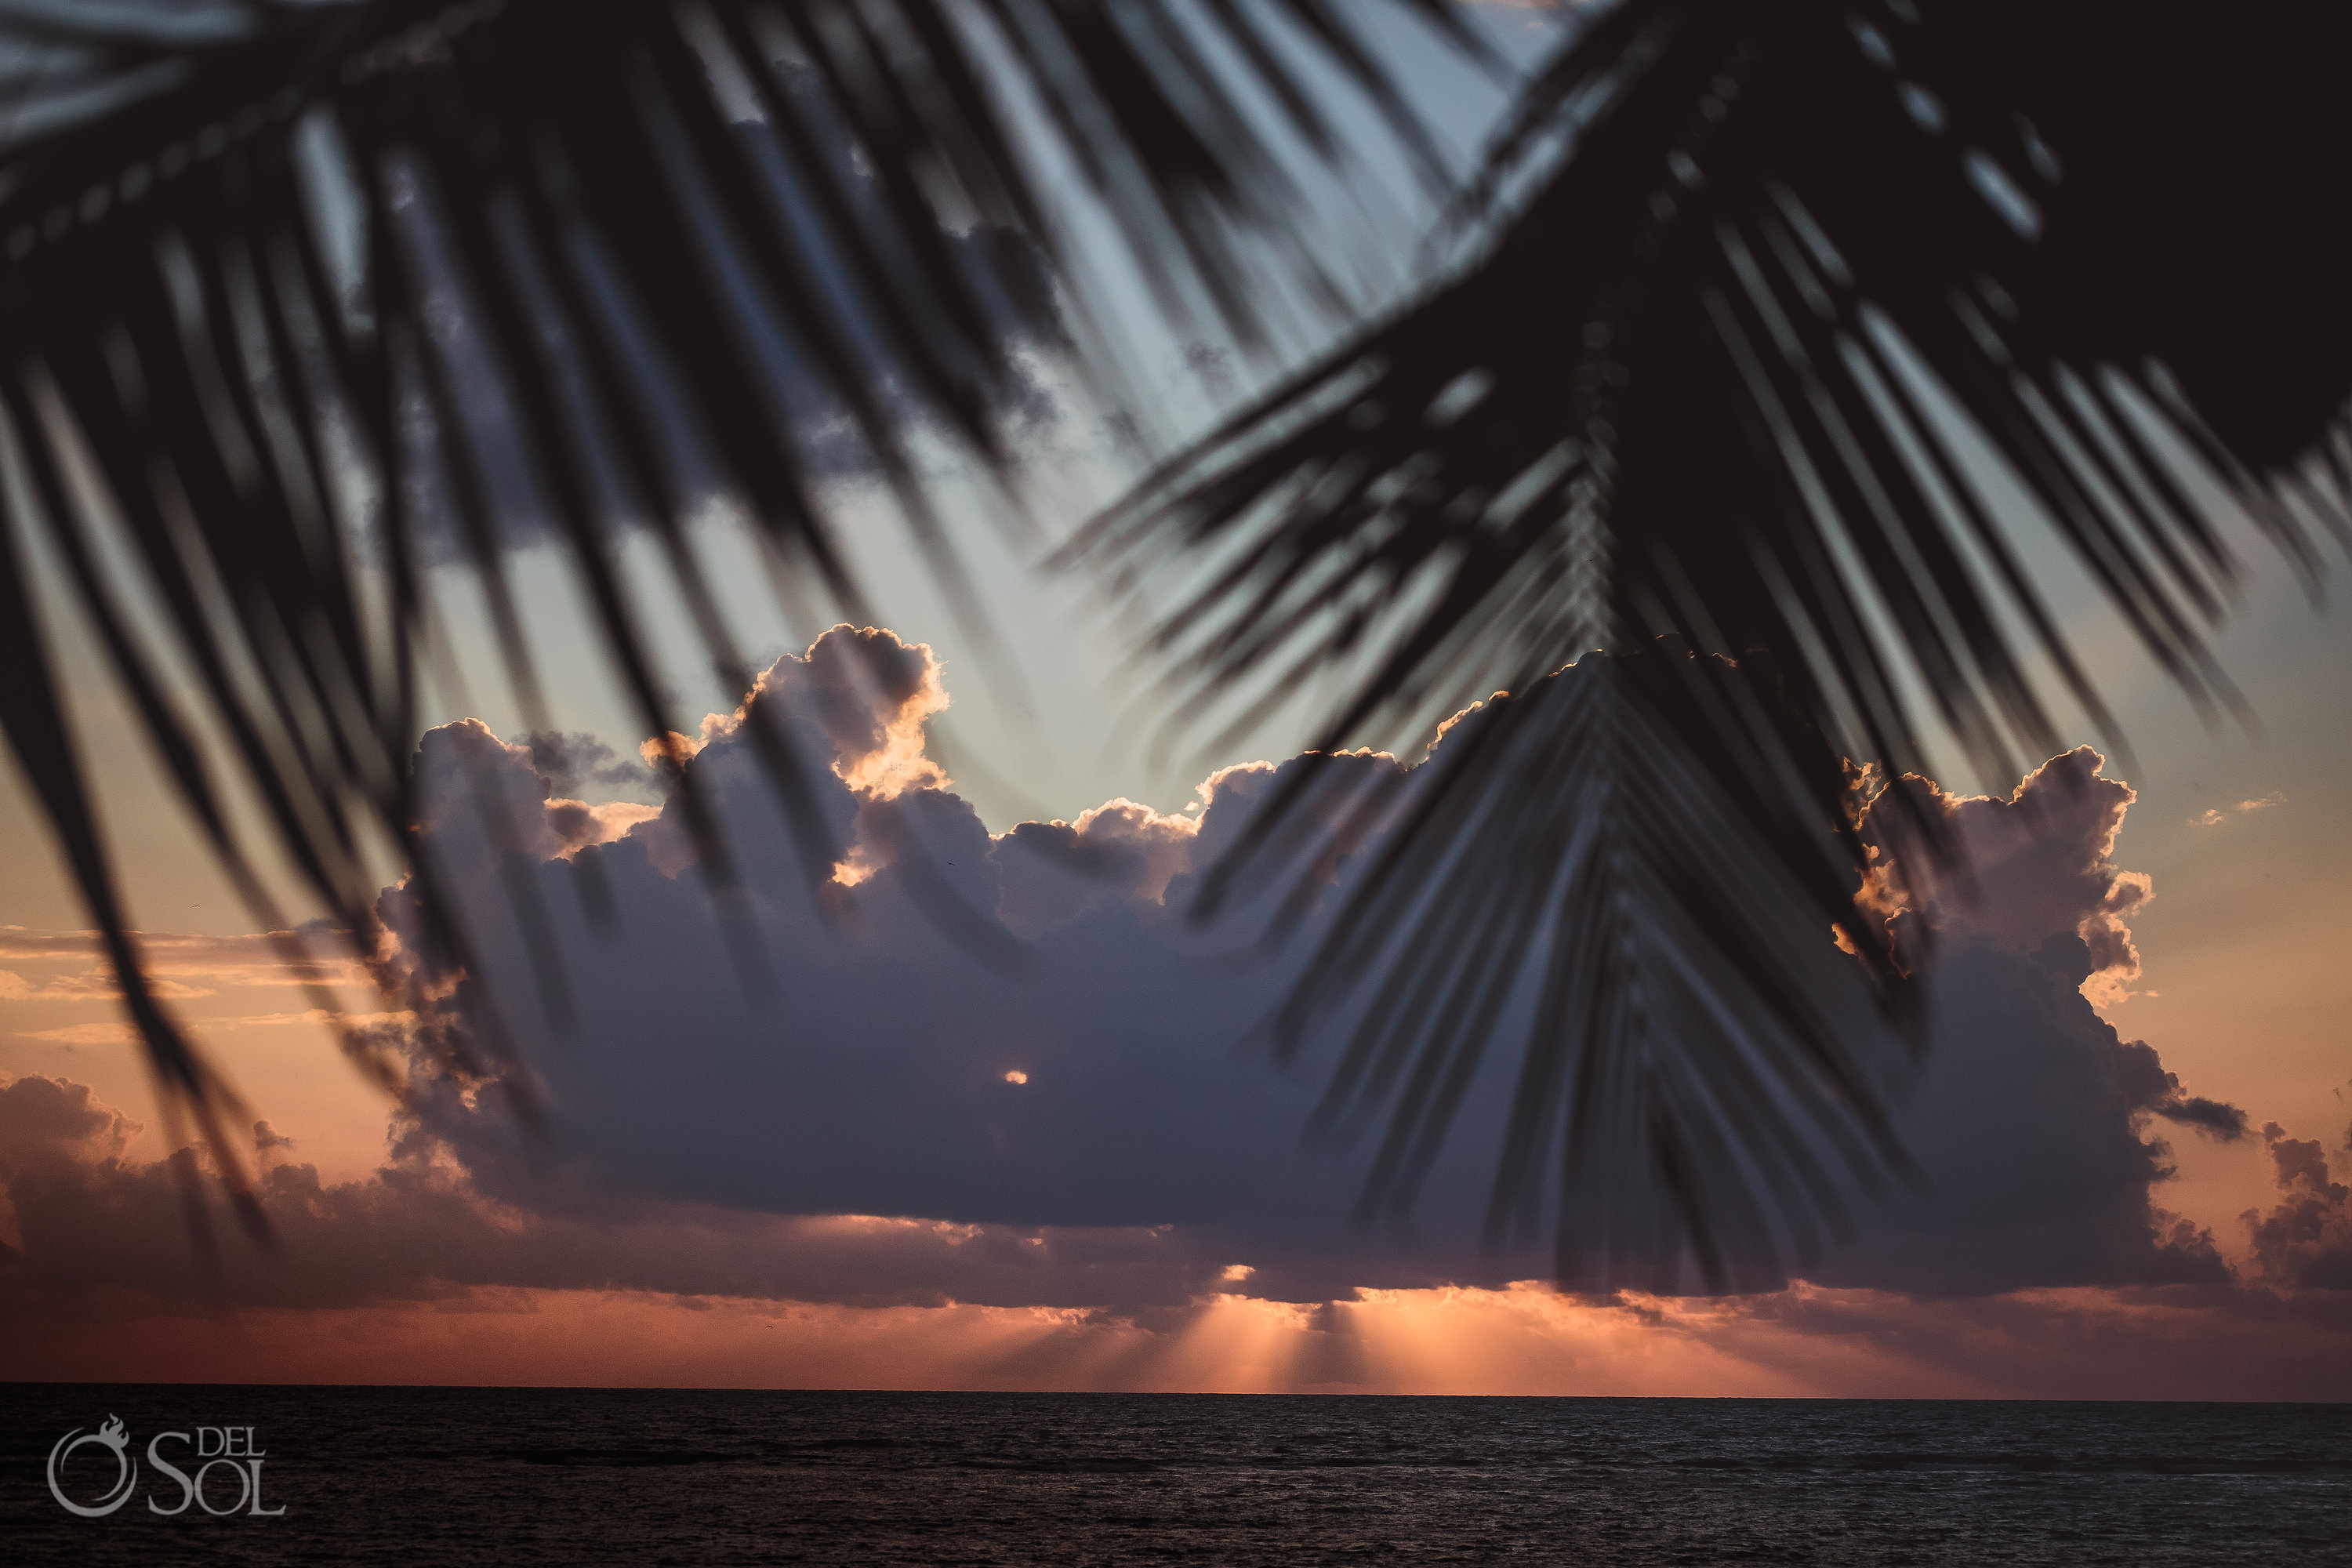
top-left (716, 622), bottom-right (953, 800)
top-left (2245, 1123), bottom-right (2352, 1289)
top-left (1859, 747), bottom-right (2152, 1007)
top-left (0, 1074), bottom-right (140, 1172)
top-left (1820, 750), bottom-right (2245, 1295)
top-left (992, 799), bottom-right (1201, 939)
top-left (989, 754), bottom-right (1400, 942)
top-left (1799, 931), bottom-right (2232, 1296)
top-left (366, 637), bottom-right (1480, 1304)
top-left (0, 638), bottom-right (2293, 1337)
top-left (0, 1074), bottom-right (141, 1254)
top-left (384, 658), bottom-right (2241, 1306)
top-left (412, 719), bottom-right (660, 880)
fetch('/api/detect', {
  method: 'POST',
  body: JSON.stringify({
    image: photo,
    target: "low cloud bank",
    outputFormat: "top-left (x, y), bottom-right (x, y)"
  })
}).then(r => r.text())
top-left (4, 1071), bottom-right (2346, 1396)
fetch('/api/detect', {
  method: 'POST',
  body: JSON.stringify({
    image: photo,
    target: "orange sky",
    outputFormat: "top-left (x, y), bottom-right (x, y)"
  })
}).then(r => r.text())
top-left (11, 1281), bottom-right (2351, 1400)
top-left (3, 466), bottom-right (2347, 1399)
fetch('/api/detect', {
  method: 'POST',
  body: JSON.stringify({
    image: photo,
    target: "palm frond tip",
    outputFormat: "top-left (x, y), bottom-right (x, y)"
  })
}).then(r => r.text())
top-left (0, 0), bottom-right (1469, 1206)
top-left (1085, 0), bottom-right (2349, 1287)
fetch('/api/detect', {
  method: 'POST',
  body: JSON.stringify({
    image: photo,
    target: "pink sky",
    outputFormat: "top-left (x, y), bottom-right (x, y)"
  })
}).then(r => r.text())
top-left (5, 622), bottom-right (2349, 1396)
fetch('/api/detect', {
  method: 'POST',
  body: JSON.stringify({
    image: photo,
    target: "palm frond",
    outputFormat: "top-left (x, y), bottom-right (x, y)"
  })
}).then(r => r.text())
top-left (1075, 0), bottom-right (2350, 1287)
top-left (1281, 647), bottom-right (1910, 1294)
top-left (0, 0), bottom-right (1478, 1218)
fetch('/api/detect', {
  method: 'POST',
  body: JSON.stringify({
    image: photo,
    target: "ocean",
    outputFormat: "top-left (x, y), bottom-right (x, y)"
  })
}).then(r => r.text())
top-left (7, 1386), bottom-right (2349, 1564)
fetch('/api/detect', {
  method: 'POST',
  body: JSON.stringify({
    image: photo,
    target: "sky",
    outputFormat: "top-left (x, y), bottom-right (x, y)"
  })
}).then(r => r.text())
top-left (3, 569), bottom-right (2348, 1395)
top-left (2, 2), bottom-right (2350, 1397)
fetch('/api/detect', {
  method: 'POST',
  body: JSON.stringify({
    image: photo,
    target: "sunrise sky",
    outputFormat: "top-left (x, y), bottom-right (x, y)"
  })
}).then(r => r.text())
top-left (2, 2), bottom-right (2349, 1399)
top-left (3, 488), bottom-right (2348, 1395)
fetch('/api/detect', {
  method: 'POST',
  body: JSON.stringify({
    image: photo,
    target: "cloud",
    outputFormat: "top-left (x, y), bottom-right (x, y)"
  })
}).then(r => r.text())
top-left (6, 1071), bottom-right (2349, 1401)
top-left (5, 1077), bottom-right (2348, 1399)
top-left (412, 719), bottom-right (661, 877)
top-left (0, 1072), bottom-right (1236, 1312)
top-left (2189, 791), bottom-right (2286, 827)
top-left (368, 655), bottom-right (2251, 1308)
top-left (1817, 750), bottom-right (2246, 1295)
top-left (0, 968), bottom-right (215, 1001)
top-left (1797, 931), bottom-right (2232, 1296)
top-left (0, 1074), bottom-right (140, 1171)
top-left (0, 926), bottom-right (370, 999)
top-left (0, 638), bottom-right (2303, 1380)
top-left (14, 1010), bottom-right (410, 1047)
top-left (992, 798), bottom-right (1201, 939)
top-left (518, 731), bottom-right (660, 799)
top-left (2154, 1092), bottom-right (2252, 1142)
top-left (1859, 747), bottom-right (2152, 1006)
top-left (2245, 1123), bottom-right (2352, 1289)
top-left (0, 1074), bottom-right (142, 1253)
top-left (717, 622), bottom-right (953, 800)
top-left (12, 1023), bottom-right (142, 1047)
top-left (368, 644), bottom-right (1475, 1304)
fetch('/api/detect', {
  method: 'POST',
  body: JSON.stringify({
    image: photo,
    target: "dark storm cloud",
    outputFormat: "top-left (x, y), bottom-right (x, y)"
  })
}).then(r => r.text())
top-left (0, 641), bottom-right (2278, 1314)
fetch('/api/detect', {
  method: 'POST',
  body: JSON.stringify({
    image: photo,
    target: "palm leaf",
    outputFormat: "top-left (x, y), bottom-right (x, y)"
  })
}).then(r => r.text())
top-left (0, 0), bottom-right (1481, 1226)
top-left (1074, 0), bottom-right (2350, 1289)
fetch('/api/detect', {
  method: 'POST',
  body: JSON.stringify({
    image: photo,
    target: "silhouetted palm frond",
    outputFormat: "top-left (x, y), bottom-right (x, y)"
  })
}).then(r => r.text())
top-left (0, 0), bottom-right (1479, 1229)
top-left (1076, 0), bottom-right (2350, 1289)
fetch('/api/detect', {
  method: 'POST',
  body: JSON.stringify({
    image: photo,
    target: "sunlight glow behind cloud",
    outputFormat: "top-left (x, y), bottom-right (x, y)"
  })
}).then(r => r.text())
top-left (3, 627), bottom-right (2347, 1396)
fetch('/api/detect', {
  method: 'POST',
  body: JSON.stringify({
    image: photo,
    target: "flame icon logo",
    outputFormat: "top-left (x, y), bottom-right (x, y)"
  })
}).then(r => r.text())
top-left (48, 1414), bottom-right (138, 1517)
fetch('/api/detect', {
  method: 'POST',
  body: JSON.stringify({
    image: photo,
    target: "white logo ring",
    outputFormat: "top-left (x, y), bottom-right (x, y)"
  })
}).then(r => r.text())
top-left (48, 1420), bottom-right (138, 1518)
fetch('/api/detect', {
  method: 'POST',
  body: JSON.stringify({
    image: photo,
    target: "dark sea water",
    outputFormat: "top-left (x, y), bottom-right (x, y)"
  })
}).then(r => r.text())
top-left (5, 1386), bottom-right (2349, 1565)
